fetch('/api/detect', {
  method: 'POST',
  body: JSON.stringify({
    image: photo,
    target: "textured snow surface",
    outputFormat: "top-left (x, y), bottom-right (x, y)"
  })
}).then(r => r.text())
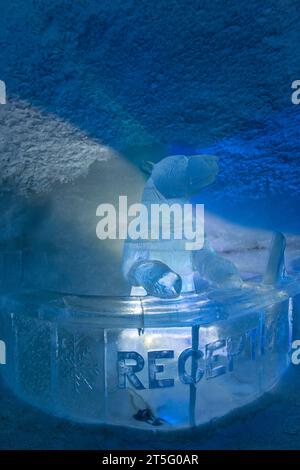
top-left (0, 99), bottom-right (112, 195)
top-left (0, 0), bottom-right (299, 203)
top-left (0, 0), bottom-right (299, 235)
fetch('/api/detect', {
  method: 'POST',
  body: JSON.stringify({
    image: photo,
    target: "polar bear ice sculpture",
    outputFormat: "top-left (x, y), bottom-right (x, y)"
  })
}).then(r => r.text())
top-left (123, 155), bottom-right (242, 298)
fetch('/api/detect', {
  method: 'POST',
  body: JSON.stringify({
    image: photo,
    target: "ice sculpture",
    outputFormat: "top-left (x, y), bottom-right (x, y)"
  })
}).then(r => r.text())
top-left (0, 153), bottom-right (299, 430)
top-left (123, 155), bottom-right (242, 297)
top-left (0, 229), bottom-right (300, 430)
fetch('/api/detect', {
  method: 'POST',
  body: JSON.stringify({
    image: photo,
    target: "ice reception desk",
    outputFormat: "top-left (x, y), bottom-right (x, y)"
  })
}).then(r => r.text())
top-left (0, 276), bottom-right (300, 430)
